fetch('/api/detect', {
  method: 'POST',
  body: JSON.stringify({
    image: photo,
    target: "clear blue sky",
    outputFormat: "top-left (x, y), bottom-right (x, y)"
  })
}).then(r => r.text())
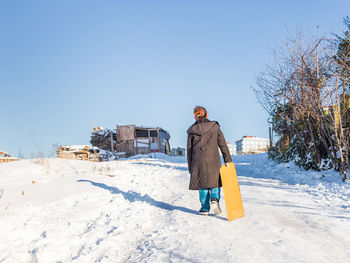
top-left (1, 0), bottom-right (350, 158)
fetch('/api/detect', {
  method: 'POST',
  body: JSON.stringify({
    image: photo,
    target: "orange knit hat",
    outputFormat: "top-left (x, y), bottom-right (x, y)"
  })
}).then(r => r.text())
top-left (193, 106), bottom-right (207, 118)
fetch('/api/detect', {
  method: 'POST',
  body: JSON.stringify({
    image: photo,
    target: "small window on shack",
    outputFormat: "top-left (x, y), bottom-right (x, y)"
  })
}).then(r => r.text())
top-left (150, 130), bottom-right (158, 137)
top-left (135, 129), bottom-right (149, 138)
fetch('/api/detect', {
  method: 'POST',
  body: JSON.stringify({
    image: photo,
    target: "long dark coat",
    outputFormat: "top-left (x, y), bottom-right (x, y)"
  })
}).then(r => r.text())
top-left (187, 119), bottom-right (232, 190)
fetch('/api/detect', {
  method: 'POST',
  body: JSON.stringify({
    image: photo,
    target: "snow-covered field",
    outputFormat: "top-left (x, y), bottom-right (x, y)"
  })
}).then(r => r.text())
top-left (0, 153), bottom-right (349, 263)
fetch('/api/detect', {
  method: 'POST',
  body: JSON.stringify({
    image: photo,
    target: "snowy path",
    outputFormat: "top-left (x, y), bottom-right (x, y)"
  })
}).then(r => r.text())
top-left (0, 154), bottom-right (349, 262)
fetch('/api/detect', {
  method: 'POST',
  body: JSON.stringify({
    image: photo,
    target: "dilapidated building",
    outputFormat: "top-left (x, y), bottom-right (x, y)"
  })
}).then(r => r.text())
top-left (116, 125), bottom-right (171, 157)
top-left (91, 125), bottom-right (171, 157)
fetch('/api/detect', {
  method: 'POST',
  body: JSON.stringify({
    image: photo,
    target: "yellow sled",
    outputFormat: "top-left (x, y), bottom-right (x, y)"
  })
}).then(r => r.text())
top-left (220, 162), bottom-right (244, 221)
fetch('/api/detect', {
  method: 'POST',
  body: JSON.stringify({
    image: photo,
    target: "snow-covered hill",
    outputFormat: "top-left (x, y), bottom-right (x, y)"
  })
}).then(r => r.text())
top-left (0, 154), bottom-right (349, 263)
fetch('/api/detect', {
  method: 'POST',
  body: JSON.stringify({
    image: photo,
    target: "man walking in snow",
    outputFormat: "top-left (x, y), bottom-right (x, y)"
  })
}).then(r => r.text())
top-left (187, 106), bottom-right (232, 215)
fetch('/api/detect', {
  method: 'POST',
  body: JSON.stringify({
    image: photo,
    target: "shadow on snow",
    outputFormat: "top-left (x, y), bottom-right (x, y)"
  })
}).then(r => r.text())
top-left (78, 179), bottom-right (203, 217)
top-left (132, 161), bottom-right (188, 172)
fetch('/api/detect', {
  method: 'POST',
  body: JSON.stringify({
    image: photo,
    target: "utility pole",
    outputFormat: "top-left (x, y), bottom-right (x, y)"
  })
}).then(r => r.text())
top-left (110, 132), bottom-right (114, 153)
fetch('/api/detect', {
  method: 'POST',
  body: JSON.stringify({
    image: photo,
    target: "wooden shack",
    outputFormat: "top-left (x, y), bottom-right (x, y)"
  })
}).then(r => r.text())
top-left (0, 151), bottom-right (19, 163)
top-left (115, 125), bottom-right (171, 157)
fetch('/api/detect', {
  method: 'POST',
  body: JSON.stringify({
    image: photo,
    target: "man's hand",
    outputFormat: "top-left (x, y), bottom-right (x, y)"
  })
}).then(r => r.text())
top-left (224, 162), bottom-right (230, 167)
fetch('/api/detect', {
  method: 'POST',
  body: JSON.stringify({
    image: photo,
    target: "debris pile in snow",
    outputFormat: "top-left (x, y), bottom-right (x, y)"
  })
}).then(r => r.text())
top-left (90, 127), bottom-right (117, 152)
top-left (56, 145), bottom-right (100, 162)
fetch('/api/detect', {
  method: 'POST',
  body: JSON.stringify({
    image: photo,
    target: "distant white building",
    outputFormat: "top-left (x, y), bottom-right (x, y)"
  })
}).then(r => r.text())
top-left (171, 147), bottom-right (186, 156)
top-left (227, 143), bottom-right (236, 155)
top-left (219, 143), bottom-right (236, 156)
top-left (236, 136), bottom-right (270, 155)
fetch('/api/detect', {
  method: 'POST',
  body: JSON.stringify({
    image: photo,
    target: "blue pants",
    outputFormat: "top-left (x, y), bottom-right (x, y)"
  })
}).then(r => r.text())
top-left (199, 187), bottom-right (221, 211)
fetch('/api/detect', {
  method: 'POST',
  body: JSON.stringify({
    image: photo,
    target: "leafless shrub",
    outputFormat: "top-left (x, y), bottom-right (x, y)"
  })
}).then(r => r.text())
top-left (255, 25), bottom-right (350, 181)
